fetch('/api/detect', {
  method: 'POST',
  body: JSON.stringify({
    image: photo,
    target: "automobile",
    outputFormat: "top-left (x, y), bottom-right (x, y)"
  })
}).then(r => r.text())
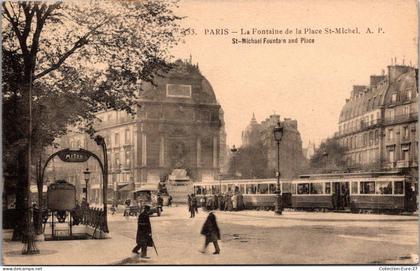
top-left (133, 184), bottom-right (163, 216)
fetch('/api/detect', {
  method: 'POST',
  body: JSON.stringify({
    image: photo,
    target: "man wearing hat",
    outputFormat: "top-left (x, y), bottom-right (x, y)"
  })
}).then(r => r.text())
top-left (132, 205), bottom-right (153, 258)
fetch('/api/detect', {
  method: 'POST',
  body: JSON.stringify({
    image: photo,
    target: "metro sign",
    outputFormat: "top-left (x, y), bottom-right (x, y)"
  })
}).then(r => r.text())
top-left (57, 148), bottom-right (91, 163)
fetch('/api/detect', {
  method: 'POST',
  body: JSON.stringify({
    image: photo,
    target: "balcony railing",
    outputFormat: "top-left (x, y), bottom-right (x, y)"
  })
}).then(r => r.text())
top-left (396, 160), bottom-right (410, 168)
top-left (384, 112), bottom-right (418, 125)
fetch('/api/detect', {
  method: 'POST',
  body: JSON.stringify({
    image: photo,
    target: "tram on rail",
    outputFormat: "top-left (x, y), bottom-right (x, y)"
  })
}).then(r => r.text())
top-left (192, 172), bottom-right (417, 213)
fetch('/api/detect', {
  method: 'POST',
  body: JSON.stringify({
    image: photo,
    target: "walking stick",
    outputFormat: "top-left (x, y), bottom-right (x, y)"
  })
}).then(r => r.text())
top-left (152, 239), bottom-right (159, 256)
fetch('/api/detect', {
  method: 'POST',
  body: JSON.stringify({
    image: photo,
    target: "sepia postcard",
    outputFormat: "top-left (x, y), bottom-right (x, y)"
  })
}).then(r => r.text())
top-left (1, 0), bottom-right (419, 267)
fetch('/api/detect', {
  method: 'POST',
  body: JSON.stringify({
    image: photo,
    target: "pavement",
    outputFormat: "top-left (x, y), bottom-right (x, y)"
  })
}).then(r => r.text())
top-left (2, 205), bottom-right (419, 265)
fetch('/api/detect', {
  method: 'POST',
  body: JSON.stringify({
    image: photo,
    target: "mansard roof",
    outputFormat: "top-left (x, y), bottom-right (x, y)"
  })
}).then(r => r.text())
top-left (338, 65), bottom-right (418, 124)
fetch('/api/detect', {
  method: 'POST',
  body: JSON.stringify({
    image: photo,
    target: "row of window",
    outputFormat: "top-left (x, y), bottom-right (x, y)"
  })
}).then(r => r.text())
top-left (104, 129), bottom-right (132, 147)
top-left (342, 89), bottom-right (417, 121)
top-left (110, 150), bottom-right (132, 169)
top-left (341, 130), bottom-right (380, 150)
top-left (294, 181), bottom-right (404, 195)
top-left (339, 112), bottom-right (380, 135)
top-left (194, 180), bottom-right (406, 196)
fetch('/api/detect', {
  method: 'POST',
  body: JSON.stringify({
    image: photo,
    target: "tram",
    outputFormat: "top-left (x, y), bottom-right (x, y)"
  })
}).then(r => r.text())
top-left (192, 172), bottom-right (417, 213)
top-left (193, 178), bottom-right (292, 210)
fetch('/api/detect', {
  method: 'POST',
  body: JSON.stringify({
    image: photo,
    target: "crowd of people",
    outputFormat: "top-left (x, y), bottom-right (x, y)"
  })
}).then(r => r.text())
top-left (195, 191), bottom-right (245, 212)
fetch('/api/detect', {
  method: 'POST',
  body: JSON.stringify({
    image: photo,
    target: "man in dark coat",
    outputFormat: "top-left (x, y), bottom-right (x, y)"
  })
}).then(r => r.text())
top-left (132, 205), bottom-right (153, 258)
top-left (200, 212), bottom-right (221, 254)
top-left (157, 194), bottom-right (164, 212)
top-left (192, 194), bottom-right (198, 214)
top-left (168, 195), bottom-right (172, 207)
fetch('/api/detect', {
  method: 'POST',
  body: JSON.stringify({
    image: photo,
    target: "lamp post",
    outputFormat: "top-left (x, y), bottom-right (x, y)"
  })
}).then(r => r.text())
top-left (94, 135), bottom-right (109, 233)
top-left (273, 121), bottom-right (284, 215)
top-left (230, 145), bottom-right (238, 181)
top-left (83, 168), bottom-right (91, 202)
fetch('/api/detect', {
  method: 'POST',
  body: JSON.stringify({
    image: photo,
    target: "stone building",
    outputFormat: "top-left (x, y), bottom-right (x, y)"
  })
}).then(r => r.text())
top-left (302, 141), bottom-right (316, 160)
top-left (47, 59), bottom-right (227, 203)
top-left (240, 114), bottom-right (306, 179)
top-left (336, 64), bottom-right (418, 181)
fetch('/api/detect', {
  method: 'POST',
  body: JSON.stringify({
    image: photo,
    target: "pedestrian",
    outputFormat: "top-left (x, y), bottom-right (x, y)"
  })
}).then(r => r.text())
top-left (189, 194), bottom-right (196, 218)
top-left (225, 193), bottom-right (233, 211)
top-left (200, 212), bottom-right (221, 255)
top-left (157, 194), bottom-right (164, 213)
top-left (132, 205), bottom-right (154, 258)
top-left (213, 194), bottom-right (218, 210)
top-left (218, 193), bottom-right (225, 211)
top-left (232, 194), bottom-right (238, 211)
top-left (201, 195), bottom-right (207, 211)
top-left (111, 203), bottom-right (116, 215)
top-left (168, 195), bottom-right (173, 207)
top-left (192, 194), bottom-right (198, 214)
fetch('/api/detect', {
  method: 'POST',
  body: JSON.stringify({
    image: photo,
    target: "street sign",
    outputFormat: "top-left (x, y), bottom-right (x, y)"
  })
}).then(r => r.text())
top-left (57, 149), bottom-right (91, 163)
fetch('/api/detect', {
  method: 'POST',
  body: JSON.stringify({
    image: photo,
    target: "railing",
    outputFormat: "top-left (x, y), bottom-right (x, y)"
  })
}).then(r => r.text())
top-left (72, 206), bottom-right (108, 233)
top-left (384, 112), bottom-right (418, 125)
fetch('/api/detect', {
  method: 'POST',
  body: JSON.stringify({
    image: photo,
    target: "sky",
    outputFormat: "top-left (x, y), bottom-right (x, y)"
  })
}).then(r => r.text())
top-left (171, 0), bottom-right (418, 149)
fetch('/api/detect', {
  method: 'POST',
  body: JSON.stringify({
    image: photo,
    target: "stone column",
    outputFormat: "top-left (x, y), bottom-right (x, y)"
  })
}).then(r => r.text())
top-left (141, 133), bottom-right (147, 166)
top-left (159, 135), bottom-right (165, 167)
top-left (197, 137), bottom-right (201, 167)
top-left (213, 136), bottom-right (218, 168)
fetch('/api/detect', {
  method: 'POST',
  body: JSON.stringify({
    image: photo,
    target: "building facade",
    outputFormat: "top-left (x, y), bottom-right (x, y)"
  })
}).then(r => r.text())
top-left (241, 114), bottom-right (306, 179)
top-left (336, 64), bottom-right (418, 181)
top-left (47, 60), bottom-right (227, 203)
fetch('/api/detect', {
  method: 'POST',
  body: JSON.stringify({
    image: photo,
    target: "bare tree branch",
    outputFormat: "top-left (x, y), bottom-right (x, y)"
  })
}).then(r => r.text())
top-left (34, 15), bottom-right (119, 80)
top-left (2, 2), bottom-right (28, 54)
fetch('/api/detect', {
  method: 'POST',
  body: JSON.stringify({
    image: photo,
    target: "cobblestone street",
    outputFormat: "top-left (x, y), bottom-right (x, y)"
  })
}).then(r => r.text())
top-left (3, 206), bottom-right (418, 265)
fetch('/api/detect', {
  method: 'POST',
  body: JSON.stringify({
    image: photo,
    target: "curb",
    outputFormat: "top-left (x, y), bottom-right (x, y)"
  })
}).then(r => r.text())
top-left (219, 210), bottom-right (419, 222)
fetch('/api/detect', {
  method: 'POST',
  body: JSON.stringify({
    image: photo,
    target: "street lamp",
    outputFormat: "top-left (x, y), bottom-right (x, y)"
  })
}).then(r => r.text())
top-left (230, 145), bottom-right (238, 181)
top-left (83, 168), bottom-right (91, 202)
top-left (273, 121), bottom-right (284, 215)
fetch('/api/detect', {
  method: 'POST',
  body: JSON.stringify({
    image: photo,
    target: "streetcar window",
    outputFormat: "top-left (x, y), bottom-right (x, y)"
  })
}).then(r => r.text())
top-left (310, 183), bottom-right (323, 194)
top-left (269, 184), bottom-right (277, 194)
top-left (394, 181), bottom-right (404, 194)
top-left (325, 182), bottom-right (331, 194)
top-left (297, 183), bottom-right (310, 194)
top-left (195, 186), bottom-right (201, 195)
top-left (375, 181), bottom-right (392, 194)
top-left (351, 182), bottom-right (358, 194)
top-left (221, 185), bottom-right (227, 193)
top-left (258, 184), bottom-right (269, 194)
top-left (246, 184), bottom-right (256, 194)
top-left (360, 181), bottom-right (375, 194)
top-left (239, 184), bottom-right (245, 194)
top-left (282, 183), bottom-right (291, 193)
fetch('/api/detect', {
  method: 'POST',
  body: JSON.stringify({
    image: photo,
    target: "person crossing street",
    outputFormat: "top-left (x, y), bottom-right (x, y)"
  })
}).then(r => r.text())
top-left (132, 205), bottom-right (154, 258)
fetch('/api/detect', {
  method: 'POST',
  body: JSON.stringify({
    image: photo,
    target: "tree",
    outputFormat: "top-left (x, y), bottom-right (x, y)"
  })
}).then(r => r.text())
top-left (2, 0), bottom-right (185, 240)
top-left (309, 138), bottom-right (348, 173)
top-left (228, 142), bottom-right (269, 179)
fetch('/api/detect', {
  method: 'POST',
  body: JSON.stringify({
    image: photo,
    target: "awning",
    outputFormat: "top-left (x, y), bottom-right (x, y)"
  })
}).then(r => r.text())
top-left (119, 184), bottom-right (132, 192)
